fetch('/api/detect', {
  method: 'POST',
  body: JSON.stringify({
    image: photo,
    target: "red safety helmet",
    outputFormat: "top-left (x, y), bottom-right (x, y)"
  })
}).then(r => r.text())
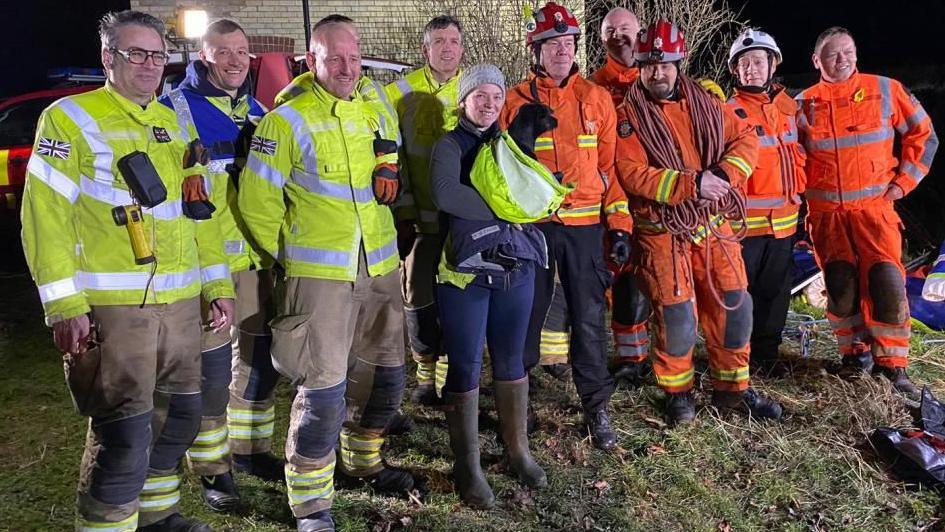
top-left (526, 2), bottom-right (581, 46)
top-left (634, 20), bottom-right (686, 64)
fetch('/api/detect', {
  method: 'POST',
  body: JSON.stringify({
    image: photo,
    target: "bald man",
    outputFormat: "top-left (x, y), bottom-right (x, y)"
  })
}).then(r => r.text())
top-left (239, 21), bottom-right (412, 531)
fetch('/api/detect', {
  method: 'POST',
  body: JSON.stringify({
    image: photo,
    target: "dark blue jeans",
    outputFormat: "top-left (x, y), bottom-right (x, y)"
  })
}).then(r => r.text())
top-left (437, 268), bottom-right (535, 393)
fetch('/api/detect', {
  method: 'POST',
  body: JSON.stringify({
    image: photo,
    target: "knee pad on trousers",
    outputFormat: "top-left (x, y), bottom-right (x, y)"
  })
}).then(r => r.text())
top-left (359, 365), bottom-right (406, 430)
top-left (89, 411), bottom-right (152, 505)
top-left (663, 301), bottom-right (696, 357)
top-left (150, 393), bottom-right (201, 471)
top-left (201, 344), bottom-right (232, 417)
top-left (244, 334), bottom-right (280, 401)
top-left (824, 261), bottom-right (859, 317)
top-left (868, 262), bottom-right (908, 324)
top-left (723, 290), bottom-right (754, 349)
top-left (295, 383), bottom-right (345, 459)
top-left (405, 304), bottom-right (441, 359)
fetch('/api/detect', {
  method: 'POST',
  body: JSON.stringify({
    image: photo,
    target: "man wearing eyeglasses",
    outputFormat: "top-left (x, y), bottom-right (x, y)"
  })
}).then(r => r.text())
top-left (21, 10), bottom-right (233, 532)
top-left (159, 18), bottom-right (282, 513)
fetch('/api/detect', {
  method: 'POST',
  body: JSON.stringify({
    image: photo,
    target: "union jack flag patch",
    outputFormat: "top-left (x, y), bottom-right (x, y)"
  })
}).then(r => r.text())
top-left (37, 137), bottom-right (71, 159)
top-left (250, 135), bottom-right (277, 155)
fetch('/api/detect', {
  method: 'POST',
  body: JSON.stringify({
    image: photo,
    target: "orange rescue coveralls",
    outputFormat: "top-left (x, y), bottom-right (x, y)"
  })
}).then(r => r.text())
top-left (499, 68), bottom-right (632, 412)
top-left (590, 58), bottom-right (651, 368)
top-left (614, 86), bottom-right (760, 393)
top-left (796, 71), bottom-right (938, 368)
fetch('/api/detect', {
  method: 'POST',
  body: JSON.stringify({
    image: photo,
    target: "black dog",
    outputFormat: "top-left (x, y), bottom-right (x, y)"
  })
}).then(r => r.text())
top-left (507, 102), bottom-right (558, 160)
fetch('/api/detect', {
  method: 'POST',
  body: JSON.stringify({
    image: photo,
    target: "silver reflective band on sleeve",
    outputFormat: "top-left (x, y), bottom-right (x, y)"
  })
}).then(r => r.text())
top-left (27, 155), bottom-right (80, 203)
top-left (900, 161), bottom-right (925, 181)
top-left (879, 76), bottom-right (892, 119)
top-left (366, 239), bottom-right (398, 267)
top-left (285, 245), bottom-right (351, 267)
top-left (208, 158), bottom-right (234, 174)
top-left (56, 99), bottom-right (115, 183)
top-left (224, 240), bottom-right (245, 255)
top-left (201, 264), bottom-right (231, 284)
top-left (76, 267), bottom-right (200, 292)
top-left (805, 184), bottom-right (887, 203)
top-left (292, 169), bottom-right (374, 203)
top-left (246, 154), bottom-right (286, 188)
top-left (38, 277), bottom-right (81, 303)
top-left (745, 197), bottom-right (787, 209)
top-left (169, 89), bottom-right (195, 143)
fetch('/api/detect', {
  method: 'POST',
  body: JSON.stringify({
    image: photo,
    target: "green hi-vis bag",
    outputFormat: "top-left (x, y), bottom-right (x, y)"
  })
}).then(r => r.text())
top-left (470, 131), bottom-right (572, 223)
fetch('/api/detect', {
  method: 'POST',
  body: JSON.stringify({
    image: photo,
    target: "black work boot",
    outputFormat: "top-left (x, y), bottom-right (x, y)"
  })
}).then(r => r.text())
top-left (233, 452), bottom-right (285, 481)
top-left (297, 509), bottom-right (334, 532)
top-left (443, 389), bottom-right (495, 509)
top-left (384, 409), bottom-right (416, 436)
top-left (410, 383), bottom-right (438, 406)
top-left (199, 471), bottom-right (240, 513)
top-left (712, 388), bottom-right (783, 420)
top-left (665, 391), bottom-right (696, 427)
top-left (750, 351), bottom-right (791, 379)
top-left (541, 363), bottom-right (572, 382)
top-left (837, 352), bottom-right (874, 380)
top-left (335, 463), bottom-right (420, 497)
top-left (584, 408), bottom-right (617, 451)
top-left (494, 378), bottom-right (547, 488)
top-left (138, 513), bottom-right (212, 532)
top-left (612, 360), bottom-right (649, 389)
top-left (875, 366), bottom-right (920, 399)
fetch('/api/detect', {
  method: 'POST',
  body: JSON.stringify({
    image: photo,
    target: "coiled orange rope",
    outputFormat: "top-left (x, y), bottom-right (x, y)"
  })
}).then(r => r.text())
top-left (625, 75), bottom-right (749, 310)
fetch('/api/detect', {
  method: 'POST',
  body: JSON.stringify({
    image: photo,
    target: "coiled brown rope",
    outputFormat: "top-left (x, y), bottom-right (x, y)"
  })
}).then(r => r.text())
top-left (624, 75), bottom-right (749, 310)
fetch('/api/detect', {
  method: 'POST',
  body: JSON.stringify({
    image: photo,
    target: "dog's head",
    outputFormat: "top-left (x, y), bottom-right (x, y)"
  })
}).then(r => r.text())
top-left (507, 103), bottom-right (558, 158)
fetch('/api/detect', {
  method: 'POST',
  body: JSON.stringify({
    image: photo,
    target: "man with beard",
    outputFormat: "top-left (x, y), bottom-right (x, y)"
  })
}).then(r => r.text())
top-left (614, 20), bottom-right (782, 426)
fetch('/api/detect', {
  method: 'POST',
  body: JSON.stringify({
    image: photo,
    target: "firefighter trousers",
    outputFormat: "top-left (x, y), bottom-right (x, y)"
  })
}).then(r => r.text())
top-left (186, 269), bottom-right (279, 476)
top-left (807, 206), bottom-right (910, 368)
top-left (524, 223), bottom-right (614, 413)
top-left (633, 228), bottom-right (753, 393)
top-left (66, 298), bottom-right (202, 530)
top-left (401, 232), bottom-right (445, 369)
top-left (270, 251), bottom-right (405, 517)
top-left (741, 235), bottom-right (795, 363)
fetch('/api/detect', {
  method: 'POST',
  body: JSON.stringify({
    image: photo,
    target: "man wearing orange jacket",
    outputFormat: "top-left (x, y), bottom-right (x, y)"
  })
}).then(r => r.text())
top-left (615, 20), bottom-right (783, 426)
top-left (726, 28), bottom-right (806, 377)
top-left (796, 27), bottom-right (938, 395)
top-left (587, 6), bottom-right (652, 387)
top-left (499, 1), bottom-right (632, 450)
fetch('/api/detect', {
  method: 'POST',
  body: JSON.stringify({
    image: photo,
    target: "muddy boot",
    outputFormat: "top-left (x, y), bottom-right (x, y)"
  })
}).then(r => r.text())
top-left (584, 408), bottom-right (617, 451)
top-left (612, 360), bottom-right (649, 389)
top-left (443, 389), bottom-right (495, 509)
top-left (541, 363), bottom-right (572, 382)
top-left (712, 388), bottom-right (783, 420)
top-left (494, 378), bottom-right (547, 488)
top-left (875, 366), bottom-right (920, 399)
top-left (665, 391), bottom-right (696, 427)
top-left (384, 409), bottom-right (416, 436)
top-left (836, 352), bottom-right (874, 380)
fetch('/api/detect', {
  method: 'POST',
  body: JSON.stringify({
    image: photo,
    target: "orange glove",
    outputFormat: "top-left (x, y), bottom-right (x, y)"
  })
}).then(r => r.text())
top-left (373, 138), bottom-right (400, 205)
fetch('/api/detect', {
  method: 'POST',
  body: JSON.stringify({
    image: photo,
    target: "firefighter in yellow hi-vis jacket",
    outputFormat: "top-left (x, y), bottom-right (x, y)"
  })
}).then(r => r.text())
top-left (21, 10), bottom-right (234, 532)
top-left (238, 20), bottom-right (415, 532)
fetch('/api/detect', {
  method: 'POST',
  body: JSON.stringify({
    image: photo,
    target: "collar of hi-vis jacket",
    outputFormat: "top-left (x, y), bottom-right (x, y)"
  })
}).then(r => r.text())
top-left (103, 82), bottom-right (173, 127)
top-left (734, 83), bottom-right (796, 115)
top-left (179, 60), bottom-right (252, 102)
top-left (309, 77), bottom-right (378, 125)
top-left (813, 69), bottom-right (862, 98)
top-left (421, 64), bottom-right (460, 92)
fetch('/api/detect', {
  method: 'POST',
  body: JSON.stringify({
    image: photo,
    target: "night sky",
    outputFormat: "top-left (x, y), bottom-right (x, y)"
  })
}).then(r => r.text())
top-left (2, 0), bottom-right (944, 96)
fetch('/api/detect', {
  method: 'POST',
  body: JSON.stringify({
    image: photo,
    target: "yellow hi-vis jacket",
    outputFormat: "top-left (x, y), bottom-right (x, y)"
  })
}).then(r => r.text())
top-left (21, 84), bottom-right (235, 325)
top-left (238, 79), bottom-right (399, 281)
top-left (162, 86), bottom-right (269, 273)
top-left (385, 65), bottom-right (460, 233)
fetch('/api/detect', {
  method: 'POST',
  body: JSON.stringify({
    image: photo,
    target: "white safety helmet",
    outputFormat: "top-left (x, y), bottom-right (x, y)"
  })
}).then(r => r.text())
top-left (728, 28), bottom-right (782, 72)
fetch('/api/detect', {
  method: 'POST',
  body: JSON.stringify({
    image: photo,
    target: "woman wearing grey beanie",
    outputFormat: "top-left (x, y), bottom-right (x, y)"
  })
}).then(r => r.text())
top-left (430, 63), bottom-right (548, 508)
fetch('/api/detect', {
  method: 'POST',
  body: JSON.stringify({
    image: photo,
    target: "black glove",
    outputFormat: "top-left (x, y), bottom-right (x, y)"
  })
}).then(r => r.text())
top-left (608, 230), bottom-right (631, 265)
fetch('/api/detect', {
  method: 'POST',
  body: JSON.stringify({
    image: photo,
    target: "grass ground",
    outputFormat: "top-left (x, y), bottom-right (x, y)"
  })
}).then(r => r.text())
top-left (2, 273), bottom-right (945, 531)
